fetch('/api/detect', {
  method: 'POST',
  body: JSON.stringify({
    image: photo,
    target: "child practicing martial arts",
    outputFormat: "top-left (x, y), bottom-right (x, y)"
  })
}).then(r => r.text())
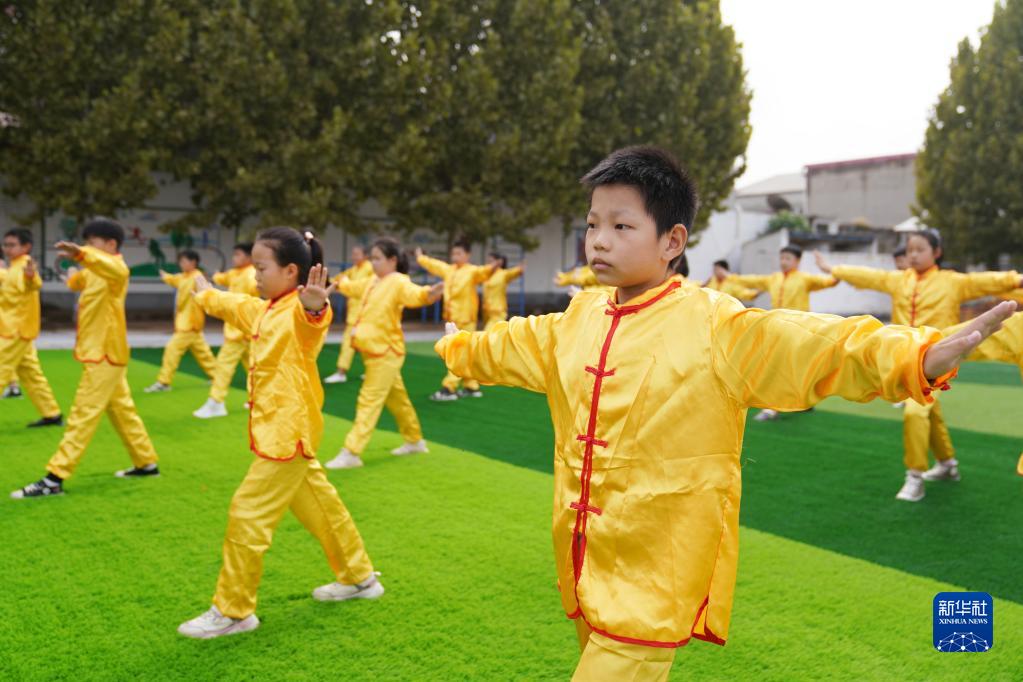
top-left (178, 228), bottom-right (382, 639)
top-left (434, 146), bottom-right (1014, 681)
top-left (11, 218), bottom-right (160, 498)
top-left (324, 244), bottom-right (374, 385)
top-left (145, 249), bottom-right (217, 393)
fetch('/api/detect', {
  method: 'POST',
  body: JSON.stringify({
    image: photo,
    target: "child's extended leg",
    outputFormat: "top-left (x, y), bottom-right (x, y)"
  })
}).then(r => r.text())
top-left (190, 332), bottom-right (218, 379)
top-left (106, 373), bottom-right (160, 478)
top-left (385, 360), bottom-right (427, 456)
top-left (149, 332), bottom-right (190, 391)
top-left (326, 355), bottom-right (401, 469)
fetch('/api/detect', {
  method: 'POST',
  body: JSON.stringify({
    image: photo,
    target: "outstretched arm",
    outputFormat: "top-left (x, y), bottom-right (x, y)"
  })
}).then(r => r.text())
top-left (58, 243), bottom-right (128, 282)
top-left (193, 274), bottom-right (264, 334)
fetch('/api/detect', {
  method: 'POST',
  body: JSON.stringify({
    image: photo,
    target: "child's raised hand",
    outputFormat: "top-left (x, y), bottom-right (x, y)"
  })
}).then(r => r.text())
top-left (23, 258), bottom-right (36, 280)
top-left (192, 273), bottom-right (211, 296)
top-left (427, 281), bottom-right (444, 303)
top-left (61, 266), bottom-right (79, 282)
top-left (298, 263), bottom-right (336, 311)
top-left (814, 250), bottom-right (832, 274)
top-left (55, 241), bottom-right (81, 259)
top-left (415, 247), bottom-right (424, 259)
top-left (923, 300), bottom-right (1017, 379)
top-left (444, 322), bottom-right (459, 336)
top-left (567, 285), bottom-right (582, 298)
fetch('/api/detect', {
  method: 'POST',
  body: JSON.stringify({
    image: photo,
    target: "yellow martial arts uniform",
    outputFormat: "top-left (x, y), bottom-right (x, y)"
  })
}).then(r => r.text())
top-left (436, 275), bottom-right (947, 676)
top-left (46, 247), bottom-right (158, 480)
top-left (208, 265), bottom-right (259, 403)
top-left (730, 270), bottom-right (836, 311)
top-left (156, 270), bottom-right (217, 385)
top-left (555, 265), bottom-right (600, 289)
top-left (704, 274), bottom-right (759, 302)
top-left (0, 254), bottom-right (60, 418)
top-left (195, 287), bottom-right (375, 619)
top-left (483, 265), bottom-right (523, 331)
top-left (337, 273), bottom-right (435, 454)
top-left (833, 264), bottom-right (1021, 471)
top-left (417, 253), bottom-right (492, 392)
top-left (332, 259), bottom-right (374, 372)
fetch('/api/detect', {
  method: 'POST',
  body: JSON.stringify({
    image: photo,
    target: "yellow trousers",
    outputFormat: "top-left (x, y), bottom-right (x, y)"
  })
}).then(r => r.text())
top-left (336, 325), bottom-right (357, 372)
top-left (213, 454), bottom-right (374, 619)
top-left (573, 619), bottom-right (675, 682)
top-left (209, 339), bottom-right (249, 403)
top-left (156, 330), bottom-right (217, 385)
top-left (344, 353), bottom-right (423, 454)
top-left (441, 321), bottom-right (480, 392)
top-left (47, 361), bottom-right (158, 479)
top-left (0, 337), bottom-right (60, 418)
top-left (903, 397), bottom-right (954, 471)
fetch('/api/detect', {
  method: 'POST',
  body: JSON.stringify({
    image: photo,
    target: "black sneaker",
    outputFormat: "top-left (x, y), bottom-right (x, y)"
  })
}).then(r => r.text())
top-left (10, 477), bottom-right (64, 499)
top-left (114, 464), bottom-right (160, 478)
top-left (429, 388), bottom-right (459, 402)
top-left (457, 388), bottom-right (483, 399)
top-left (2, 385), bottom-right (22, 399)
top-left (27, 415), bottom-right (63, 428)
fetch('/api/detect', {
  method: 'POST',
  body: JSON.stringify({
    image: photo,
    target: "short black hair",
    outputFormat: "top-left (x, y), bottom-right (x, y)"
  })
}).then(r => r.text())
top-left (4, 228), bottom-right (33, 246)
top-left (234, 242), bottom-right (254, 256)
top-left (179, 249), bottom-right (200, 265)
top-left (82, 217), bottom-right (125, 249)
top-left (451, 238), bottom-right (472, 253)
top-left (713, 259), bottom-right (730, 270)
top-left (780, 245), bottom-right (803, 259)
top-left (257, 227), bottom-right (324, 284)
top-left (489, 251), bottom-right (508, 269)
top-left (581, 146), bottom-right (699, 237)
top-left (893, 247), bottom-right (906, 259)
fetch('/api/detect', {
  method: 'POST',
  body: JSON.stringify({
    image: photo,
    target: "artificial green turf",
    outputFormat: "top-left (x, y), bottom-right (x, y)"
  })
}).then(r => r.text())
top-left (2, 347), bottom-right (1022, 679)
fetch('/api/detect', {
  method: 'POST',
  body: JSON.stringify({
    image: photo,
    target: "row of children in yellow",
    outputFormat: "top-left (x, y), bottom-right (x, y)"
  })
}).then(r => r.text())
top-left (2, 146), bottom-right (1022, 681)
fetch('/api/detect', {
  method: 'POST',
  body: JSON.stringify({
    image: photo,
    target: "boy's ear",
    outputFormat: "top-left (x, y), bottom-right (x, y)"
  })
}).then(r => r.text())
top-left (666, 223), bottom-right (688, 261)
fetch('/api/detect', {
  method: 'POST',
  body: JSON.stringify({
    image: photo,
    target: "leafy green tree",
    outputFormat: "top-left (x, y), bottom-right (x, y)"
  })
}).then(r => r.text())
top-left (570, 0), bottom-right (752, 234)
top-left (0, 1), bottom-right (186, 227)
top-left (917, 0), bottom-right (1023, 266)
top-left (767, 210), bottom-right (809, 233)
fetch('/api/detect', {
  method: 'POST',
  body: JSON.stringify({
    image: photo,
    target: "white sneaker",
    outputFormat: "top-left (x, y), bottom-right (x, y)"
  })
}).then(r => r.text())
top-left (391, 440), bottom-right (429, 456)
top-left (754, 409), bottom-right (778, 422)
top-left (892, 402), bottom-right (906, 409)
top-left (144, 382), bottom-right (171, 393)
top-left (922, 458), bottom-right (960, 482)
top-left (193, 398), bottom-right (228, 419)
top-left (177, 605), bottom-right (260, 639)
top-left (895, 471), bottom-right (925, 502)
top-left (325, 448), bottom-right (364, 469)
top-left (312, 572), bottom-right (385, 602)
top-left (324, 371), bottom-right (348, 384)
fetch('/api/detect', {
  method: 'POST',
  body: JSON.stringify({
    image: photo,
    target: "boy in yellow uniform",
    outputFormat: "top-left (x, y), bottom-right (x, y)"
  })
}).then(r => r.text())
top-left (324, 244), bottom-right (374, 384)
top-left (416, 240), bottom-right (495, 400)
top-left (732, 245), bottom-right (837, 420)
top-left (0, 229), bottom-right (62, 427)
top-left (193, 243), bottom-right (259, 419)
top-left (145, 249), bottom-right (217, 393)
top-left (702, 259), bottom-right (759, 302)
top-left (482, 252), bottom-right (525, 331)
top-left (435, 147), bottom-right (1011, 681)
top-left (11, 218), bottom-right (160, 499)
top-left (0, 263), bottom-right (24, 399)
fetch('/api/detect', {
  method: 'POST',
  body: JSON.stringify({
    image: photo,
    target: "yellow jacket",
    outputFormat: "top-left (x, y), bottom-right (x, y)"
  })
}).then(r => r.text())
top-left (196, 288), bottom-right (332, 460)
top-left (704, 274), bottom-right (759, 302)
top-left (730, 270), bottom-right (836, 311)
top-left (555, 265), bottom-right (600, 288)
top-left (213, 265), bottom-right (259, 342)
top-left (482, 266), bottom-right (524, 318)
top-left (161, 270), bottom-right (206, 332)
top-left (0, 255), bottom-right (42, 340)
top-left (832, 264), bottom-right (1020, 327)
top-left (337, 273), bottom-right (435, 357)
top-left (436, 275), bottom-right (947, 647)
top-left (331, 259), bottom-right (374, 325)
top-left (417, 254), bottom-right (491, 325)
top-left (67, 247), bottom-right (131, 365)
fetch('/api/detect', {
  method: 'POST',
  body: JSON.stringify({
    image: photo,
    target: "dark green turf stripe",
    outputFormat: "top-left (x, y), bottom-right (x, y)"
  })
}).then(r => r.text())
top-left (133, 343), bottom-right (1023, 603)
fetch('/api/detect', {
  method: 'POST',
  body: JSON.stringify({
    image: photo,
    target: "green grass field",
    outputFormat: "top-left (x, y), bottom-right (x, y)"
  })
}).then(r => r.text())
top-left (2, 343), bottom-right (1022, 680)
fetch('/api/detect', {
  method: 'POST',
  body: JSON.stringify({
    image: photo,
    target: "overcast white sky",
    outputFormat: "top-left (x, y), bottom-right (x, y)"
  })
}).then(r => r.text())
top-left (719, 0), bottom-right (999, 186)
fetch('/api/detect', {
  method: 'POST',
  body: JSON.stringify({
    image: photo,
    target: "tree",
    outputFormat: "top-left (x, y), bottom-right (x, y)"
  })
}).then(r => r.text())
top-left (917, 0), bottom-right (1023, 266)
top-left (0, 1), bottom-right (186, 228)
top-left (570, 0), bottom-right (752, 235)
top-left (767, 210), bottom-right (809, 233)
top-left (380, 0), bottom-right (582, 248)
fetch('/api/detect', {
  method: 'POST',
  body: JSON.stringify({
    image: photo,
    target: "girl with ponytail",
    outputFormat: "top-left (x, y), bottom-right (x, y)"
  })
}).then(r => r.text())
top-left (179, 227), bottom-right (384, 639)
